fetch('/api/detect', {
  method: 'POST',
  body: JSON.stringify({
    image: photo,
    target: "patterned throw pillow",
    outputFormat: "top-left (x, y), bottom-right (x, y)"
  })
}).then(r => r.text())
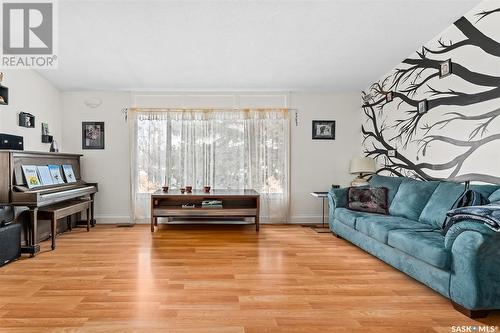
top-left (347, 187), bottom-right (389, 215)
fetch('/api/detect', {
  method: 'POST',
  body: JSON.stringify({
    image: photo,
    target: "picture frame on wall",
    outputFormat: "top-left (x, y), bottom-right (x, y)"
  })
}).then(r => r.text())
top-left (82, 122), bottom-right (105, 149)
top-left (417, 100), bottom-right (428, 115)
top-left (439, 59), bottom-right (452, 78)
top-left (385, 91), bottom-right (393, 103)
top-left (312, 120), bottom-right (336, 140)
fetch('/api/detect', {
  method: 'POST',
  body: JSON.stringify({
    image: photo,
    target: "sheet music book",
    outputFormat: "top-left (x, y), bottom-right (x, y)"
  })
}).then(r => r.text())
top-left (62, 164), bottom-right (77, 183)
top-left (48, 165), bottom-right (65, 184)
top-left (37, 166), bottom-right (54, 186)
top-left (21, 165), bottom-right (41, 188)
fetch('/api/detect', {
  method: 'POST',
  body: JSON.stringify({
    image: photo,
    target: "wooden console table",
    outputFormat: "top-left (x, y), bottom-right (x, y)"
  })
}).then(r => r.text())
top-left (150, 189), bottom-right (260, 232)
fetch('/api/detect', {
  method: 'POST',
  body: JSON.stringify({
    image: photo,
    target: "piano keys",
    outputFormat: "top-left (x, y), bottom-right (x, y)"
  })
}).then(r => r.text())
top-left (0, 150), bottom-right (98, 256)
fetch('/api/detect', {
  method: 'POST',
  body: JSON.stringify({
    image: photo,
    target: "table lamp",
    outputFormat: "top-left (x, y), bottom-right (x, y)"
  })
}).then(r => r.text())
top-left (349, 157), bottom-right (376, 186)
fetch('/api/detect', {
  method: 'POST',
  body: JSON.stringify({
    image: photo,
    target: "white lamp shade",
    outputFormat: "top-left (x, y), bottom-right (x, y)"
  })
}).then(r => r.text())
top-left (349, 157), bottom-right (376, 174)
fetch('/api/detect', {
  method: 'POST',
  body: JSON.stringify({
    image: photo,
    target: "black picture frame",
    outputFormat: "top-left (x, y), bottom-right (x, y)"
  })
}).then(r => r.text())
top-left (312, 120), bottom-right (335, 140)
top-left (439, 59), bottom-right (452, 78)
top-left (82, 122), bottom-right (105, 149)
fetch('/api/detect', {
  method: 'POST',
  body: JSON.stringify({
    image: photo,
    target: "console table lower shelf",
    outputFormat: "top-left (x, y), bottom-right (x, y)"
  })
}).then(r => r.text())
top-left (150, 189), bottom-right (260, 232)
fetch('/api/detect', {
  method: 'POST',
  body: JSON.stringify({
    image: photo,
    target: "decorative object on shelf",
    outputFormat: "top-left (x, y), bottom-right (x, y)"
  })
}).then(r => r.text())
top-left (387, 149), bottom-right (396, 157)
top-left (312, 120), bottom-right (335, 140)
top-left (185, 186), bottom-right (192, 193)
top-left (49, 140), bottom-right (59, 152)
top-left (83, 97), bottom-right (102, 109)
top-left (180, 188), bottom-right (186, 194)
top-left (203, 186), bottom-right (211, 193)
top-left (439, 59), bottom-right (452, 78)
top-left (349, 156), bottom-right (376, 187)
top-left (202, 200), bottom-right (223, 208)
top-left (82, 122), bottom-right (105, 149)
top-left (18, 112), bottom-right (35, 128)
top-left (41, 123), bottom-right (53, 143)
top-left (0, 133), bottom-right (23, 150)
top-left (162, 185), bottom-right (169, 192)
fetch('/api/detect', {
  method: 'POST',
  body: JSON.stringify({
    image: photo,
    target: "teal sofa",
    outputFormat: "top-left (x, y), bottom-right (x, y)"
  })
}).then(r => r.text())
top-left (328, 175), bottom-right (500, 318)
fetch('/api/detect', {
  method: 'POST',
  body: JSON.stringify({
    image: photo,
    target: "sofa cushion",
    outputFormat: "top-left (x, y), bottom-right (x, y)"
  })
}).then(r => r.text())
top-left (388, 229), bottom-right (450, 270)
top-left (347, 187), bottom-right (389, 214)
top-left (355, 215), bottom-right (431, 243)
top-left (489, 188), bottom-right (500, 202)
top-left (469, 184), bottom-right (500, 198)
top-left (334, 208), bottom-right (373, 229)
top-left (419, 182), bottom-right (465, 228)
top-left (389, 179), bottom-right (440, 220)
top-left (330, 187), bottom-right (348, 208)
top-left (369, 175), bottom-right (404, 204)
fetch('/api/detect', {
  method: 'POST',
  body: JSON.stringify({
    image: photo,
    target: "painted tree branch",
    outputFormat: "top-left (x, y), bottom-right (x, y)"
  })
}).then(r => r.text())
top-left (415, 133), bottom-right (500, 177)
top-left (421, 108), bottom-right (500, 139)
top-left (454, 17), bottom-right (500, 57)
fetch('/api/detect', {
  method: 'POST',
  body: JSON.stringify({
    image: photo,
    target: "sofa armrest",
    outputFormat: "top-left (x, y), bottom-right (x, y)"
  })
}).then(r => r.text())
top-left (446, 220), bottom-right (500, 310)
top-left (445, 220), bottom-right (497, 250)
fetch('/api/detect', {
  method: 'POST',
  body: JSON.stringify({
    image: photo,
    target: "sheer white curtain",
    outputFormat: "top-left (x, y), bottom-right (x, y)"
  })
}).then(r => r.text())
top-left (130, 108), bottom-right (290, 223)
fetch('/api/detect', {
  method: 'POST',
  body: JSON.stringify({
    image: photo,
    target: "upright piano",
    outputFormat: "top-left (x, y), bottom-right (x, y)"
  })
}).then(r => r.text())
top-left (0, 150), bottom-right (98, 256)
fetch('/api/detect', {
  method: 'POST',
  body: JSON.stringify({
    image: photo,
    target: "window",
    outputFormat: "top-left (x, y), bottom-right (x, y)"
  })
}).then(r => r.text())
top-left (131, 109), bottom-right (290, 222)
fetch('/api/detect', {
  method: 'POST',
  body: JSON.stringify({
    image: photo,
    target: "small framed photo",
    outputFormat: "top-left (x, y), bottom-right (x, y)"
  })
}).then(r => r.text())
top-left (439, 59), bottom-right (452, 78)
top-left (82, 122), bottom-right (105, 149)
top-left (312, 120), bottom-right (336, 140)
top-left (386, 91), bottom-right (393, 103)
top-left (387, 149), bottom-right (397, 157)
top-left (418, 100), bottom-right (428, 115)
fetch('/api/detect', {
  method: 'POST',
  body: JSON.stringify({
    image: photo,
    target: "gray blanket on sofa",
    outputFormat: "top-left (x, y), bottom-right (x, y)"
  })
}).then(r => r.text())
top-left (446, 203), bottom-right (500, 232)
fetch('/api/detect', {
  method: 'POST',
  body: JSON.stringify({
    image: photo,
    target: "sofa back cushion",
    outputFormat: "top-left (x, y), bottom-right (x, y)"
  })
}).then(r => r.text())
top-left (419, 181), bottom-right (465, 228)
top-left (469, 184), bottom-right (500, 198)
top-left (389, 178), bottom-right (439, 221)
top-left (489, 188), bottom-right (500, 202)
top-left (369, 175), bottom-right (404, 205)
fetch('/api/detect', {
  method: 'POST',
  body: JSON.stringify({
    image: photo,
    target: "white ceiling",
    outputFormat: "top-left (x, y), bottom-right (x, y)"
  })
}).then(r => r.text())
top-left (37, 0), bottom-right (480, 92)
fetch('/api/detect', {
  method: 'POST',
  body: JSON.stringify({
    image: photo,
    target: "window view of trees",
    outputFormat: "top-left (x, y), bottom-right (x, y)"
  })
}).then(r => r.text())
top-left (134, 110), bottom-right (289, 195)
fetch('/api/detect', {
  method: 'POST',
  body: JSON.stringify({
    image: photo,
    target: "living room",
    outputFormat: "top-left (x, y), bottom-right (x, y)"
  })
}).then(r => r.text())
top-left (0, 0), bottom-right (499, 332)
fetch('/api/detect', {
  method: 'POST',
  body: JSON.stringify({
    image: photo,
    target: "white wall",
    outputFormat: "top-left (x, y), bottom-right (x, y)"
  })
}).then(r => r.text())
top-left (0, 70), bottom-right (61, 151)
top-left (290, 92), bottom-right (362, 222)
top-left (60, 91), bottom-right (362, 223)
top-left (61, 91), bottom-right (131, 221)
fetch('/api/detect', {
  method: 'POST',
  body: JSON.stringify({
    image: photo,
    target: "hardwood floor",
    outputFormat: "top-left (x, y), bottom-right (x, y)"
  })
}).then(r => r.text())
top-left (0, 224), bottom-right (499, 333)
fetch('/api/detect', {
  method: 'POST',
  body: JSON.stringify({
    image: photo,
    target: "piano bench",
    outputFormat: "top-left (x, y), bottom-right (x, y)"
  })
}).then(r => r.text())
top-left (38, 199), bottom-right (92, 250)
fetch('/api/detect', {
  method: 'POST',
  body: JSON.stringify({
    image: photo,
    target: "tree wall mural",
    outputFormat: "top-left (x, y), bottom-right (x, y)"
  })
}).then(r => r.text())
top-left (362, 1), bottom-right (500, 183)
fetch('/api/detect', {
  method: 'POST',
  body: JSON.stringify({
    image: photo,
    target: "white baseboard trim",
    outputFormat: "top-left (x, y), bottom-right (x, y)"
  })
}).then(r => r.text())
top-left (288, 215), bottom-right (324, 224)
top-left (95, 215), bottom-right (132, 224)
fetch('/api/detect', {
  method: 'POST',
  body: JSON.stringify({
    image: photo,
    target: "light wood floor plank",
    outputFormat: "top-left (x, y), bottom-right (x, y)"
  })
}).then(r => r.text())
top-left (0, 224), bottom-right (499, 332)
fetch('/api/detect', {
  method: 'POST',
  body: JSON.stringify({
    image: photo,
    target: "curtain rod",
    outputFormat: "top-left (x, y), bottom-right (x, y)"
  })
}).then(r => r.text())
top-left (126, 107), bottom-right (297, 112)
top-left (122, 107), bottom-right (299, 126)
